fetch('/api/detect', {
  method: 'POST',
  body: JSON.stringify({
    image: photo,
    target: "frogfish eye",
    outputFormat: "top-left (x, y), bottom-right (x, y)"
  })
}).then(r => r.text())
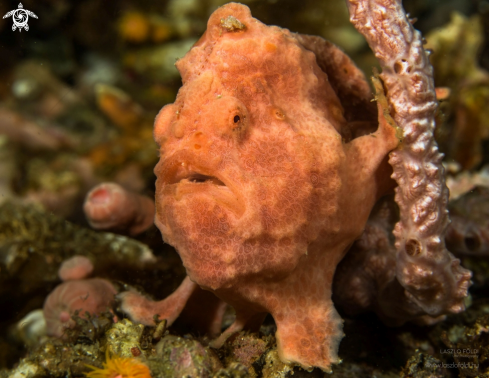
top-left (233, 115), bottom-right (241, 123)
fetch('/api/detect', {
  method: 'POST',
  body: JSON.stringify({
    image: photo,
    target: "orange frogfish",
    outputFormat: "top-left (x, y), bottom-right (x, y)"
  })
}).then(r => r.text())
top-left (120, 2), bottom-right (400, 371)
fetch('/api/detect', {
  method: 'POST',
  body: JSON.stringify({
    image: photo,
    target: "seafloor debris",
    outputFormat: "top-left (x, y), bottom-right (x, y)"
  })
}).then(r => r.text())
top-left (0, 201), bottom-right (156, 355)
top-left (10, 61), bottom-right (107, 151)
top-left (0, 107), bottom-right (72, 151)
top-left (122, 39), bottom-right (197, 83)
top-left (446, 186), bottom-right (489, 257)
top-left (88, 84), bottom-right (158, 187)
top-left (0, 200), bottom-right (155, 285)
top-left (400, 351), bottom-right (444, 378)
top-left (1, 317), bottom-right (266, 378)
top-left (446, 165), bottom-right (489, 200)
top-left (426, 12), bottom-right (489, 170)
top-left (10, 309), bottom-right (47, 350)
top-left (118, 11), bottom-right (174, 44)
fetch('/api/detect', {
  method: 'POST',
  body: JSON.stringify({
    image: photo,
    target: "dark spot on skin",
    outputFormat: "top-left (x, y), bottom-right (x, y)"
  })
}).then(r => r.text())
top-left (234, 115), bottom-right (240, 123)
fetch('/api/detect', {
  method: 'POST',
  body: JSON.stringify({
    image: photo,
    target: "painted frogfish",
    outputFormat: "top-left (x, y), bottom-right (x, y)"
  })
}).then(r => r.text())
top-left (119, 2), bottom-right (470, 371)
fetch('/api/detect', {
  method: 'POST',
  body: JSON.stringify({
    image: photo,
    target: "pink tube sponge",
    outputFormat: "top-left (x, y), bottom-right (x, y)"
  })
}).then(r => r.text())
top-left (58, 255), bottom-right (94, 281)
top-left (43, 278), bottom-right (117, 338)
top-left (84, 182), bottom-right (155, 236)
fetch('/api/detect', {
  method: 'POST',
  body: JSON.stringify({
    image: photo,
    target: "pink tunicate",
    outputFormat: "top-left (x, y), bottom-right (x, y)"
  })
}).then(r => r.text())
top-left (58, 255), bottom-right (94, 281)
top-left (43, 278), bottom-right (117, 338)
top-left (83, 182), bottom-right (155, 235)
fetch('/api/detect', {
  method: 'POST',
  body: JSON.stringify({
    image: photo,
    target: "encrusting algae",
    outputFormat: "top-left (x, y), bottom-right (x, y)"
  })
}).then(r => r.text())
top-left (85, 349), bottom-right (151, 378)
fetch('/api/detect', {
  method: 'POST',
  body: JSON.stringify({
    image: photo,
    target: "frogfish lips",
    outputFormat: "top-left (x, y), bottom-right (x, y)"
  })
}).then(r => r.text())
top-left (156, 153), bottom-right (245, 218)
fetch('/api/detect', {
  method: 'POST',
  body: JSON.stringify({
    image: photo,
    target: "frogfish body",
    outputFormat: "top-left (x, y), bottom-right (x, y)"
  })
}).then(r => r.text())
top-left (132, 2), bottom-right (400, 371)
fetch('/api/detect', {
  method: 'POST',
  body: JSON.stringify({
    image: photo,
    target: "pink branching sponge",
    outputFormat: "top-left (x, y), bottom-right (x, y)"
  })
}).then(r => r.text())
top-left (118, 1), bottom-right (472, 372)
top-left (346, 0), bottom-right (472, 317)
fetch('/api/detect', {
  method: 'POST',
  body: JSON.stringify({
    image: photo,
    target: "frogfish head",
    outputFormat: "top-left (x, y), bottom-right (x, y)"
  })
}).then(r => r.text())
top-left (153, 3), bottom-right (349, 291)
